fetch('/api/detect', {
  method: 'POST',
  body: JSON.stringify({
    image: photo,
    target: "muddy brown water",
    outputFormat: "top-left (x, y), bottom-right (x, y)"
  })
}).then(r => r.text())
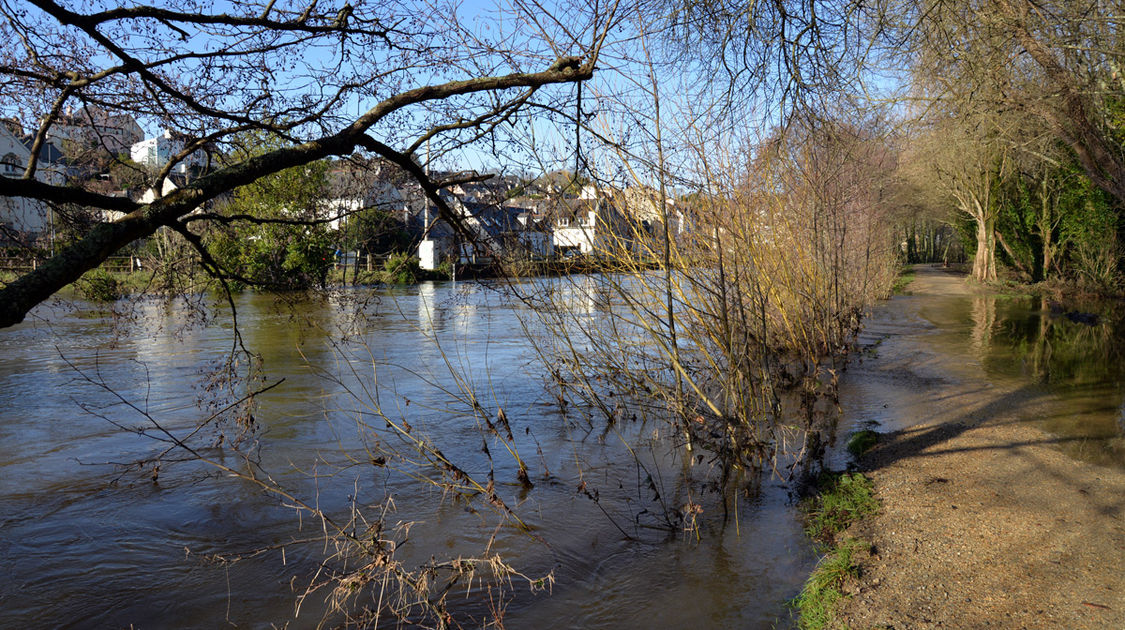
top-left (0, 280), bottom-right (813, 629)
top-left (837, 266), bottom-right (1125, 470)
top-left (3, 270), bottom-right (1120, 628)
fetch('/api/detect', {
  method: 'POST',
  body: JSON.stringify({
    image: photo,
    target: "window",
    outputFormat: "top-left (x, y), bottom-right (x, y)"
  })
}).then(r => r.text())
top-left (1, 153), bottom-right (20, 175)
top-left (558, 217), bottom-right (569, 227)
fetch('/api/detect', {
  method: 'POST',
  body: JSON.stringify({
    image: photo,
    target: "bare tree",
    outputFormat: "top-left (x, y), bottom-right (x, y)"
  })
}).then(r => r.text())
top-left (896, 0), bottom-right (1125, 200)
top-left (0, 0), bottom-right (616, 327)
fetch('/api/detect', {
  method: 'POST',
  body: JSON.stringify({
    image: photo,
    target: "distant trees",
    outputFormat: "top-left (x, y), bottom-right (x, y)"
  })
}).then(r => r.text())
top-left (888, 0), bottom-right (1124, 285)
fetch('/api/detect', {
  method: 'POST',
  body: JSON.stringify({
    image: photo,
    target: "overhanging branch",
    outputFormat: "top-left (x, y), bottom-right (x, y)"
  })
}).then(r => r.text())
top-left (0, 57), bottom-right (596, 328)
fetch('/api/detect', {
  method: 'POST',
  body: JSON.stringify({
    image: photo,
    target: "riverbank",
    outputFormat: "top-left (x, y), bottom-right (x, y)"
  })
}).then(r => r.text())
top-left (832, 265), bottom-right (1125, 628)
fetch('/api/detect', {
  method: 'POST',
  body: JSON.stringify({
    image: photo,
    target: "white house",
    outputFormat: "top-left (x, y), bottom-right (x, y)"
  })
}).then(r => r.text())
top-left (0, 122), bottom-right (65, 236)
top-left (321, 162), bottom-right (408, 232)
top-left (131, 129), bottom-right (208, 174)
top-left (610, 185), bottom-right (689, 240)
top-left (549, 195), bottom-right (634, 256)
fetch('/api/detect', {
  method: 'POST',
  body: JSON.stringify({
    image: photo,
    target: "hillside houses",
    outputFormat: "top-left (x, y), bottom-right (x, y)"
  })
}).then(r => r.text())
top-left (130, 129), bottom-right (209, 174)
top-left (323, 159), bottom-right (409, 232)
top-left (522, 194), bottom-right (635, 256)
top-left (46, 106), bottom-right (143, 162)
top-left (609, 185), bottom-right (690, 240)
top-left (418, 192), bottom-right (552, 270)
top-left (500, 184), bottom-right (679, 259)
top-left (2, 102), bottom-right (690, 270)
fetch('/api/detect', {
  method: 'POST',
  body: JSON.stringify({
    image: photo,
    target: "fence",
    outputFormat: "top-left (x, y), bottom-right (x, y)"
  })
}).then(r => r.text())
top-left (0, 255), bottom-right (139, 275)
top-left (335, 252), bottom-right (391, 272)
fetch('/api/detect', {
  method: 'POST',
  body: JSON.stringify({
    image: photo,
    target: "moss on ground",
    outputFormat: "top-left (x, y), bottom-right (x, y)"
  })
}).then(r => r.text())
top-left (891, 267), bottom-right (916, 294)
top-left (845, 430), bottom-right (879, 459)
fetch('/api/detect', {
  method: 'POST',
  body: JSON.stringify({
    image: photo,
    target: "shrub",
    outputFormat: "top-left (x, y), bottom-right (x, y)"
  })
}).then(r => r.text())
top-left (79, 269), bottom-right (125, 302)
top-left (381, 252), bottom-right (420, 284)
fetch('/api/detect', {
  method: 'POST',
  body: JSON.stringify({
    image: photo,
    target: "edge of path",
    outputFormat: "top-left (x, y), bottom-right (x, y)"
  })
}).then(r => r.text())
top-left (830, 265), bottom-right (1125, 629)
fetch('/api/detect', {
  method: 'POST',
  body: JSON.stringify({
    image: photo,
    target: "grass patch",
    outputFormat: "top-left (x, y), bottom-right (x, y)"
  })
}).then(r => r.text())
top-left (891, 267), bottom-right (916, 294)
top-left (845, 430), bottom-right (879, 459)
top-left (794, 472), bottom-right (880, 630)
top-left (793, 538), bottom-right (867, 630)
top-left (803, 472), bottom-right (878, 545)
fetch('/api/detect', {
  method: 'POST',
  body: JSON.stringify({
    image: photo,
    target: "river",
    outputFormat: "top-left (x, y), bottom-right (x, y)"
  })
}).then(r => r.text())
top-left (0, 279), bottom-right (814, 629)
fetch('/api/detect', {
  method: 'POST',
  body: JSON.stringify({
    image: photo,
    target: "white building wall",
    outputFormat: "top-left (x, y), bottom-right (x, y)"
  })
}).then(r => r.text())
top-left (130, 129), bottom-right (206, 172)
top-left (418, 239), bottom-right (439, 270)
top-left (0, 125), bottom-right (63, 234)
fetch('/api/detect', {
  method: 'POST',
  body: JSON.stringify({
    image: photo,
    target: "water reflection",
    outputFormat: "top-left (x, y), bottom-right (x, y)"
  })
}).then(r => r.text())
top-left (969, 294), bottom-right (996, 354)
top-left (0, 281), bottom-right (813, 628)
top-left (965, 292), bottom-right (1125, 466)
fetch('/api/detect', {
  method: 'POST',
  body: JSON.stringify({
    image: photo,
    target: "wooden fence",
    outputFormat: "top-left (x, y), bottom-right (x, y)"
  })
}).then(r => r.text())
top-left (0, 255), bottom-right (138, 275)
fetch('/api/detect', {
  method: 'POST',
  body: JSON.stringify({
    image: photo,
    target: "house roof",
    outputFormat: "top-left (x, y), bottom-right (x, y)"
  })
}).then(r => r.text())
top-left (326, 156), bottom-right (413, 199)
top-left (424, 199), bottom-right (538, 241)
top-left (20, 137), bottom-right (65, 164)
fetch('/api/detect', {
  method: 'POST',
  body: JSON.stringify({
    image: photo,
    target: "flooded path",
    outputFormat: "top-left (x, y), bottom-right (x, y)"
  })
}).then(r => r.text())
top-left (835, 265), bottom-right (1125, 629)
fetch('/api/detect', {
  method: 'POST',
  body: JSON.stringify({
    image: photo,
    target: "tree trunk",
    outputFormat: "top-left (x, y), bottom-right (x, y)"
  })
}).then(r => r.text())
top-left (1037, 180), bottom-right (1055, 280)
top-left (973, 216), bottom-right (997, 282)
top-left (994, 229), bottom-right (1032, 280)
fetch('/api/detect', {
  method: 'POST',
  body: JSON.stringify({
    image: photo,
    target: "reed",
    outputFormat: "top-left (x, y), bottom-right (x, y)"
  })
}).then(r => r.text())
top-left (510, 114), bottom-right (903, 502)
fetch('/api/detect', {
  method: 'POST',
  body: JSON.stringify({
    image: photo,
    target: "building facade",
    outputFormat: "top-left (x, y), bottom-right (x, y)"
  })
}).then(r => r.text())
top-left (130, 129), bottom-right (208, 173)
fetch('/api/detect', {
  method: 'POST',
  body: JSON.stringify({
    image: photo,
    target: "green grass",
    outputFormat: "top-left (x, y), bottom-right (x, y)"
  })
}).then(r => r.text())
top-left (845, 430), bottom-right (879, 459)
top-left (794, 472), bottom-right (880, 630)
top-left (891, 267), bottom-right (916, 294)
top-left (793, 538), bottom-right (868, 630)
top-left (803, 472), bottom-right (878, 545)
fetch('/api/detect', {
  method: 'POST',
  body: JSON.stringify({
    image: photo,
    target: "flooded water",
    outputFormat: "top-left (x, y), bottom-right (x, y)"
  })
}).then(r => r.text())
top-left (0, 280), bottom-right (814, 628)
top-left (971, 293), bottom-right (1125, 467)
top-left (840, 266), bottom-right (1125, 470)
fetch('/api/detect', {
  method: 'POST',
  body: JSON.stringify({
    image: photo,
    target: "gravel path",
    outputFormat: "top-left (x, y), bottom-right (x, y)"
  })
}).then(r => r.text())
top-left (834, 265), bottom-right (1125, 629)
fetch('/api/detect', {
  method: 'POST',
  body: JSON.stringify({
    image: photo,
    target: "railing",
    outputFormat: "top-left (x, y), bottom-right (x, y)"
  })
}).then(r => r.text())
top-left (334, 252), bottom-right (391, 272)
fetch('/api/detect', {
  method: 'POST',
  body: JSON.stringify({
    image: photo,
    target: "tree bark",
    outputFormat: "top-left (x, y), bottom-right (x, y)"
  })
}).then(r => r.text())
top-left (994, 229), bottom-right (1031, 280)
top-left (973, 216), bottom-right (998, 282)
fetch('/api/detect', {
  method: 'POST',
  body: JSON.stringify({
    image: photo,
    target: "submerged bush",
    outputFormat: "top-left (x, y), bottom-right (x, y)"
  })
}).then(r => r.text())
top-left (79, 270), bottom-right (125, 302)
top-left (381, 252), bottom-right (420, 284)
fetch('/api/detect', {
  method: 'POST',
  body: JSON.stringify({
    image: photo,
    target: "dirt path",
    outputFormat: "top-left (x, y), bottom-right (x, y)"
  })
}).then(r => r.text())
top-left (835, 265), bottom-right (1125, 629)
